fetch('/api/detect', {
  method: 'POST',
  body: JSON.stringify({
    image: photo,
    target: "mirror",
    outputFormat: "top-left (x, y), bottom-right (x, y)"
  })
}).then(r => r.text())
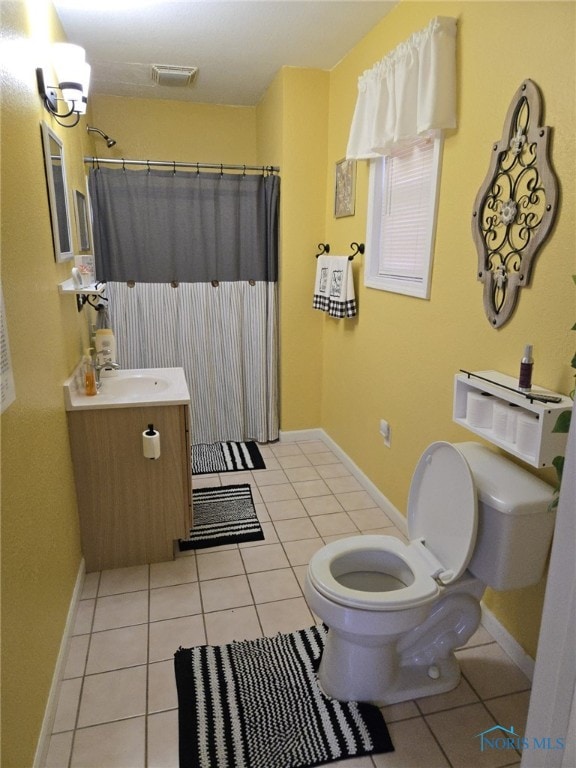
top-left (41, 122), bottom-right (73, 261)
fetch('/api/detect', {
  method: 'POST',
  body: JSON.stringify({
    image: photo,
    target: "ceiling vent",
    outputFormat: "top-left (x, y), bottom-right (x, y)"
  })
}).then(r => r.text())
top-left (151, 64), bottom-right (199, 87)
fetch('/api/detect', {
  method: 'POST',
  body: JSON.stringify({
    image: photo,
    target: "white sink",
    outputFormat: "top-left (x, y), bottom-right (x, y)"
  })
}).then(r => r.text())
top-left (100, 374), bottom-right (171, 399)
top-left (63, 367), bottom-right (190, 410)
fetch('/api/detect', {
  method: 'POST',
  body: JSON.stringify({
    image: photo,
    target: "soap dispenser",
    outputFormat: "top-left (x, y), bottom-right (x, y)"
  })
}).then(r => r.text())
top-left (84, 352), bottom-right (97, 396)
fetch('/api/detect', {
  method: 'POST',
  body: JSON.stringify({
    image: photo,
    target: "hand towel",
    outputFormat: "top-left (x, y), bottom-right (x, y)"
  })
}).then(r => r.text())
top-left (313, 255), bottom-right (357, 318)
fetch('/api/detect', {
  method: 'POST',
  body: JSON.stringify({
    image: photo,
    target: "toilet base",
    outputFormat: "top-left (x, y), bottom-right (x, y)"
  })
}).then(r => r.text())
top-left (372, 655), bottom-right (462, 706)
top-left (315, 590), bottom-right (482, 705)
top-left (317, 631), bottom-right (462, 705)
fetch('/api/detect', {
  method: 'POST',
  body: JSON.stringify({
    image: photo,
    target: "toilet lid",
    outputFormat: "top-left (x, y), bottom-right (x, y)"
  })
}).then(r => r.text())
top-left (407, 442), bottom-right (478, 585)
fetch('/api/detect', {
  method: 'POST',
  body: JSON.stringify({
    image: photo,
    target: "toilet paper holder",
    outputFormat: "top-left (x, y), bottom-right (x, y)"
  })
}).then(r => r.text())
top-left (142, 423), bottom-right (161, 460)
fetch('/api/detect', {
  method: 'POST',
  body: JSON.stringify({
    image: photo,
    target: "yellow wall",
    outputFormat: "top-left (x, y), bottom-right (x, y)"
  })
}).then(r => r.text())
top-left (88, 93), bottom-right (258, 165)
top-left (0, 2), bottom-right (93, 766)
top-left (322, 0), bottom-right (575, 658)
top-left (1, 0), bottom-right (574, 762)
top-left (257, 68), bottom-right (329, 429)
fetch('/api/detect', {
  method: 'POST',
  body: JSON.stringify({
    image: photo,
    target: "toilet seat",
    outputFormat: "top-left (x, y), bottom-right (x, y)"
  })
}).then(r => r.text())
top-left (307, 535), bottom-right (441, 610)
top-left (307, 441), bottom-right (479, 611)
top-left (407, 441), bottom-right (478, 585)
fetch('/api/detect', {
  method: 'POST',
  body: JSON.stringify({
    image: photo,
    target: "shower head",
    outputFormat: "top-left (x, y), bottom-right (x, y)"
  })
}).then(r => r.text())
top-left (87, 125), bottom-right (117, 148)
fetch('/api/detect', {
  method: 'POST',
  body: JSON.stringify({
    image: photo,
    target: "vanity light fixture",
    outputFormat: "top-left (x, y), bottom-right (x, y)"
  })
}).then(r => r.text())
top-left (36, 43), bottom-right (91, 127)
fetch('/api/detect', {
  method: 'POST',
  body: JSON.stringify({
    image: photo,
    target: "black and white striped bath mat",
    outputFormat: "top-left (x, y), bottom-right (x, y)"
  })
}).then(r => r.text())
top-left (192, 441), bottom-right (266, 475)
top-left (179, 484), bottom-right (264, 551)
top-left (174, 624), bottom-right (393, 768)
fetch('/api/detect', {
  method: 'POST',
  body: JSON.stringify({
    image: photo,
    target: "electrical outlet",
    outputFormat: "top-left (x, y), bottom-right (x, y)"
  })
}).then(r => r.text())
top-left (379, 419), bottom-right (391, 447)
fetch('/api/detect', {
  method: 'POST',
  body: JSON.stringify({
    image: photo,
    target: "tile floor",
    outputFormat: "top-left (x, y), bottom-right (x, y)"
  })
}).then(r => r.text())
top-left (45, 439), bottom-right (530, 768)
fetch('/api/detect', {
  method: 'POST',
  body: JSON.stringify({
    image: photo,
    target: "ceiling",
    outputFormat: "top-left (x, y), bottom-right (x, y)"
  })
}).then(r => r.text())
top-left (52, 0), bottom-right (396, 107)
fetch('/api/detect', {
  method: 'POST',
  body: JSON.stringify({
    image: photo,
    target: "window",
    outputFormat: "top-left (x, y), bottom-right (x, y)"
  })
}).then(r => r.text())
top-left (365, 133), bottom-right (444, 299)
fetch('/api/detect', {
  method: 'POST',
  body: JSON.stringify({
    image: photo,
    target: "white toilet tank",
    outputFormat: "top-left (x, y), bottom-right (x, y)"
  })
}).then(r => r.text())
top-left (455, 442), bottom-right (556, 590)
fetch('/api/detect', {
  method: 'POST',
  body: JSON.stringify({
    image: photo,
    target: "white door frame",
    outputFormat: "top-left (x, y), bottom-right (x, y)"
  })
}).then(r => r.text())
top-left (521, 400), bottom-right (575, 768)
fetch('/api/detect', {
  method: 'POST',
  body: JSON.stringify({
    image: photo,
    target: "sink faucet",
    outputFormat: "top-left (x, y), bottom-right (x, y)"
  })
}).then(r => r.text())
top-left (94, 352), bottom-right (121, 388)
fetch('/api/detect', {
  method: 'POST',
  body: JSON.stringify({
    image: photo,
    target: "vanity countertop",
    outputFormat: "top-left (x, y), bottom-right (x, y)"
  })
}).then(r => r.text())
top-left (63, 367), bottom-right (190, 411)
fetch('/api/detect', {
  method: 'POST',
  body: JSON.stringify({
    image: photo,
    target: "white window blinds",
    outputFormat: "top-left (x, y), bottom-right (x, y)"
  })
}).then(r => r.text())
top-left (380, 138), bottom-right (436, 281)
top-left (365, 135), bottom-right (443, 298)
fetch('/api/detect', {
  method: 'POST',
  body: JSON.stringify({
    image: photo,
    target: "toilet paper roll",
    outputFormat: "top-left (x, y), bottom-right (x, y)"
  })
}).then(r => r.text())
top-left (492, 401), bottom-right (509, 440)
top-left (493, 402), bottom-right (521, 444)
top-left (505, 404), bottom-right (520, 443)
top-left (142, 429), bottom-right (161, 460)
top-left (516, 413), bottom-right (539, 456)
top-left (466, 391), bottom-right (494, 429)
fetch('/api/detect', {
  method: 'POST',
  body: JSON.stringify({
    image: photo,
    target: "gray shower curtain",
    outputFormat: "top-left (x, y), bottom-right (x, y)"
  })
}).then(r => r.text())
top-left (88, 166), bottom-right (280, 444)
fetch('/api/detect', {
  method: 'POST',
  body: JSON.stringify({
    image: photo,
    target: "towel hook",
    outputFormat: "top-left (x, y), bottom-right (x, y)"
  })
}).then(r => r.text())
top-left (315, 243), bottom-right (330, 258)
top-left (349, 242), bottom-right (365, 261)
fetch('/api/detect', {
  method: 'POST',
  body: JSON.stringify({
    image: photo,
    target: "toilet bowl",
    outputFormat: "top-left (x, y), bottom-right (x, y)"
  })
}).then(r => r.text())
top-left (305, 441), bottom-right (555, 705)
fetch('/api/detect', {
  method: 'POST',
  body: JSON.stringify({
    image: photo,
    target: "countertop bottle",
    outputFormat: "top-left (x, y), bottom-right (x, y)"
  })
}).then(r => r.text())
top-left (84, 354), bottom-right (97, 396)
top-left (518, 344), bottom-right (534, 392)
top-left (95, 328), bottom-right (116, 365)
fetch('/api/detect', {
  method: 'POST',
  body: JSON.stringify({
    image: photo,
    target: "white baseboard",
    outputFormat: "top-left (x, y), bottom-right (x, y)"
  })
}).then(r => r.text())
top-left (279, 428), bottom-right (535, 678)
top-left (34, 558), bottom-right (86, 768)
top-left (480, 603), bottom-right (535, 681)
top-left (279, 428), bottom-right (324, 444)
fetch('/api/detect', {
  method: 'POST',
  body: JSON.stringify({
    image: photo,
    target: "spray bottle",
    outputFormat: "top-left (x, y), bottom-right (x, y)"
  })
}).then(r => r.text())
top-left (518, 344), bottom-right (534, 392)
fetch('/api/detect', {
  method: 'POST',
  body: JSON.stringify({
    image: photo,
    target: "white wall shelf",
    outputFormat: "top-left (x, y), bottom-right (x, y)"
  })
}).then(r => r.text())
top-left (454, 370), bottom-right (571, 468)
top-left (58, 279), bottom-right (105, 296)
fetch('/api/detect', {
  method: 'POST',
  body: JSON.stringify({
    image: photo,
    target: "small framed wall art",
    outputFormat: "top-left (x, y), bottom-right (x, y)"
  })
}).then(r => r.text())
top-left (334, 158), bottom-right (356, 218)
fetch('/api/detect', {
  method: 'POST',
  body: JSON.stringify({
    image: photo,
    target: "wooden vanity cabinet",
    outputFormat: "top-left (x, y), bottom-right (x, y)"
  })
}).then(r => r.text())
top-left (67, 404), bottom-right (192, 572)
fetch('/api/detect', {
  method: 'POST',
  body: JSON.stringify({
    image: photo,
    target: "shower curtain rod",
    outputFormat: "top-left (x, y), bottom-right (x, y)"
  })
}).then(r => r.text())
top-left (84, 157), bottom-right (279, 173)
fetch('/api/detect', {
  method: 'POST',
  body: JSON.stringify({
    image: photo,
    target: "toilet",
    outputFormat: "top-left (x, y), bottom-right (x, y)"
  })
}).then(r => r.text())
top-left (305, 441), bottom-right (555, 705)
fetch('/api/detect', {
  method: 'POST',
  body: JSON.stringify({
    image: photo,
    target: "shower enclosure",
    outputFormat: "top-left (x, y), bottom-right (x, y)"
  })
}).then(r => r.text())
top-left (88, 162), bottom-right (280, 444)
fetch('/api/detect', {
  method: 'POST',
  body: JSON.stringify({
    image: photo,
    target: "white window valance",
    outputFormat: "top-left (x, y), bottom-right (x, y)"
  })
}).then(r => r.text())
top-left (346, 16), bottom-right (457, 159)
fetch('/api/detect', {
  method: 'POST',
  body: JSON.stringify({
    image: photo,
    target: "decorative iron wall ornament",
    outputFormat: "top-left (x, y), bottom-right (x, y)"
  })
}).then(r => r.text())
top-left (472, 80), bottom-right (558, 328)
